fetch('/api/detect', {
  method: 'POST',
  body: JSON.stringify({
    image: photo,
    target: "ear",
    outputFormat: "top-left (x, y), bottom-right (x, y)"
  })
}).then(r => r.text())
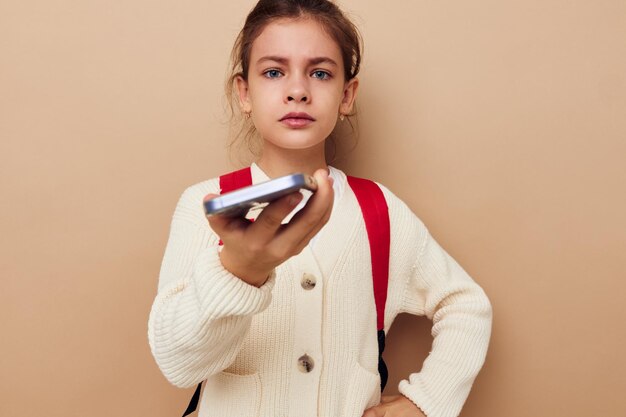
top-left (339, 77), bottom-right (359, 115)
top-left (235, 75), bottom-right (252, 113)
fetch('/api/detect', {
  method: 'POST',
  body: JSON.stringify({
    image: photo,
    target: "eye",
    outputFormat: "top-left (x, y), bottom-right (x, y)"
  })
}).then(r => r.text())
top-left (263, 69), bottom-right (283, 79)
top-left (312, 70), bottom-right (331, 80)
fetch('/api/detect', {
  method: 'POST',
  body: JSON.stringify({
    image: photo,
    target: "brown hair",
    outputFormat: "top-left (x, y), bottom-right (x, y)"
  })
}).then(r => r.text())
top-left (224, 0), bottom-right (363, 162)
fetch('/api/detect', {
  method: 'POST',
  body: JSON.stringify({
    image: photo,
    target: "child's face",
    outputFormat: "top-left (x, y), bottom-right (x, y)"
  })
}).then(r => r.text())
top-left (237, 18), bottom-right (358, 153)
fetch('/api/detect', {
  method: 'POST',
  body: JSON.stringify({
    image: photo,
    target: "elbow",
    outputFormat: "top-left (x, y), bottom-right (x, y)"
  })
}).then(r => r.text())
top-left (148, 331), bottom-right (204, 389)
top-left (149, 336), bottom-right (228, 389)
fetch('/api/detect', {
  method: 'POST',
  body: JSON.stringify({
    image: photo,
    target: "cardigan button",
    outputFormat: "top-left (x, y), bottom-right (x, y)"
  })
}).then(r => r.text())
top-left (297, 354), bottom-right (314, 373)
top-left (301, 273), bottom-right (317, 290)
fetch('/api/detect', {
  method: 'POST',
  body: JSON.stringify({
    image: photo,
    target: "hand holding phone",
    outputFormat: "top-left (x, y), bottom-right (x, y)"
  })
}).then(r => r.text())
top-left (205, 169), bottom-right (333, 288)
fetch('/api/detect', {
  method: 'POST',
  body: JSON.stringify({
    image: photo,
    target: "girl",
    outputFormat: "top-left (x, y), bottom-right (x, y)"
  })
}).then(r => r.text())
top-left (148, 1), bottom-right (492, 416)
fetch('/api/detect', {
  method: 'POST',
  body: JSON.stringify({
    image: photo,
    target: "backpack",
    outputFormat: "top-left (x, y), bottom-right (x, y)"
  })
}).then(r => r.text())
top-left (182, 167), bottom-right (390, 416)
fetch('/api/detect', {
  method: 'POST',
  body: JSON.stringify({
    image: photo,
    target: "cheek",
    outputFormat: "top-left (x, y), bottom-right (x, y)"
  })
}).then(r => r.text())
top-left (249, 83), bottom-right (279, 106)
top-left (324, 85), bottom-right (346, 106)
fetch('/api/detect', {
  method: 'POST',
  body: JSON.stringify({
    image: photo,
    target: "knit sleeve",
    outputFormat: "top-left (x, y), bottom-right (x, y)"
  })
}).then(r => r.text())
top-left (147, 182), bottom-right (275, 388)
top-left (381, 186), bottom-right (492, 417)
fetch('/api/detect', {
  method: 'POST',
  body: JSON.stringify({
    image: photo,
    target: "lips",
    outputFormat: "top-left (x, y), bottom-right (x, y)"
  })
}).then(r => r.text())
top-left (280, 112), bottom-right (315, 121)
top-left (279, 112), bottom-right (315, 128)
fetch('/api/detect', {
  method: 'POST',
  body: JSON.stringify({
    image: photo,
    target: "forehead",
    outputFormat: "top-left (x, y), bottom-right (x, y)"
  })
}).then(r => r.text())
top-left (250, 18), bottom-right (342, 64)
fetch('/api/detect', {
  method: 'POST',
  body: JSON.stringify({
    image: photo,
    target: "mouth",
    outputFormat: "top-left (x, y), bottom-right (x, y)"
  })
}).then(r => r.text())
top-left (279, 112), bottom-right (315, 128)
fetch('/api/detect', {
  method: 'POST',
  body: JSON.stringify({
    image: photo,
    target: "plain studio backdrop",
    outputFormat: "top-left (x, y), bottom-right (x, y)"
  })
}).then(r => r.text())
top-left (1, 1), bottom-right (625, 416)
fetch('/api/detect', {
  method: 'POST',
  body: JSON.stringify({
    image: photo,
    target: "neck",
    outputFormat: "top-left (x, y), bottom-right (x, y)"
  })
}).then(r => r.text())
top-left (256, 141), bottom-right (328, 178)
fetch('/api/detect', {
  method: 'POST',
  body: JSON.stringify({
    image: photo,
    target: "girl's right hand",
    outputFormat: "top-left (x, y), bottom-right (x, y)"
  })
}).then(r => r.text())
top-left (205, 169), bottom-right (334, 287)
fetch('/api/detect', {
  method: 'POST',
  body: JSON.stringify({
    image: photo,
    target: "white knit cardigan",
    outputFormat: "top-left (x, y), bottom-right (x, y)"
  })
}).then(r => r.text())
top-left (148, 166), bottom-right (492, 417)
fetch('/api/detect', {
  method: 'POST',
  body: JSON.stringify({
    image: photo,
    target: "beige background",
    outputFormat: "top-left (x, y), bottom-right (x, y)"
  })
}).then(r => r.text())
top-left (1, 0), bottom-right (625, 416)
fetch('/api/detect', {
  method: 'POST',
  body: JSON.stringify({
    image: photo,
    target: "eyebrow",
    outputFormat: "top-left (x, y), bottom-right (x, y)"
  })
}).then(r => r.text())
top-left (256, 55), bottom-right (338, 67)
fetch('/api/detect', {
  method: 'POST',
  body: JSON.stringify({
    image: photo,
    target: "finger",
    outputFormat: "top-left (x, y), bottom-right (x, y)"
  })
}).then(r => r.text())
top-left (287, 182), bottom-right (333, 249)
top-left (289, 169), bottom-right (334, 240)
top-left (291, 170), bottom-right (334, 227)
top-left (206, 212), bottom-right (246, 235)
top-left (248, 191), bottom-right (303, 243)
top-left (291, 170), bottom-right (334, 247)
top-left (289, 196), bottom-right (333, 254)
top-left (272, 191), bottom-right (332, 256)
top-left (273, 169), bottom-right (334, 247)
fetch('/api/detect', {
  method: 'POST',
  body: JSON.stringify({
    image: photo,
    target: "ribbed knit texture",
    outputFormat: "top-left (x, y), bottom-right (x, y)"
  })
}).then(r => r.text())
top-left (148, 167), bottom-right (492, 417)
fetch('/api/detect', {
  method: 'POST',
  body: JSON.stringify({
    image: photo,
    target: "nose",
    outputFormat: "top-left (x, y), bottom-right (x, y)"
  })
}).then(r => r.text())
top-left (285, 75), bottom-right (309, 103)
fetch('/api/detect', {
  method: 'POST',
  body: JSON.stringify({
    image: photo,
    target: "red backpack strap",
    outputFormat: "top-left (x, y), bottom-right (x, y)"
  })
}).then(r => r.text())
top-left (347, 176), bottom-right (390, 331)
top-left (347, 176), bottom-right (391, 392)
top-left (215, 167), bottom-right (254, 247)
top-left (219, 166), bottom-right (253, 194)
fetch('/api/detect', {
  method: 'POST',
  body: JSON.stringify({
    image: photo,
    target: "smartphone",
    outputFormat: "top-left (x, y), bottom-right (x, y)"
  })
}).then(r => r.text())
top-left (204, 173), bottom-right (317, 217)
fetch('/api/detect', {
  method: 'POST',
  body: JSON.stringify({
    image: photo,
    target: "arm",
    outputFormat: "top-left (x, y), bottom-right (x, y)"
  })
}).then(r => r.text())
top-left (148, 170), bottom-right (334, 388)
top-left (382, 186), bottom-right (493, 417)
top-left (398, 228), bottom-right (492, 417)
top-left (147, 184), bottom-right (275, 388)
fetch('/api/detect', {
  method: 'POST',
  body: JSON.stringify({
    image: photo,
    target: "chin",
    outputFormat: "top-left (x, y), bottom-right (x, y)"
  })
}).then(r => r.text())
top-left (263, 132), bottom-right (329, 151)
top-left (272, 140), bottom-right (326, 151)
